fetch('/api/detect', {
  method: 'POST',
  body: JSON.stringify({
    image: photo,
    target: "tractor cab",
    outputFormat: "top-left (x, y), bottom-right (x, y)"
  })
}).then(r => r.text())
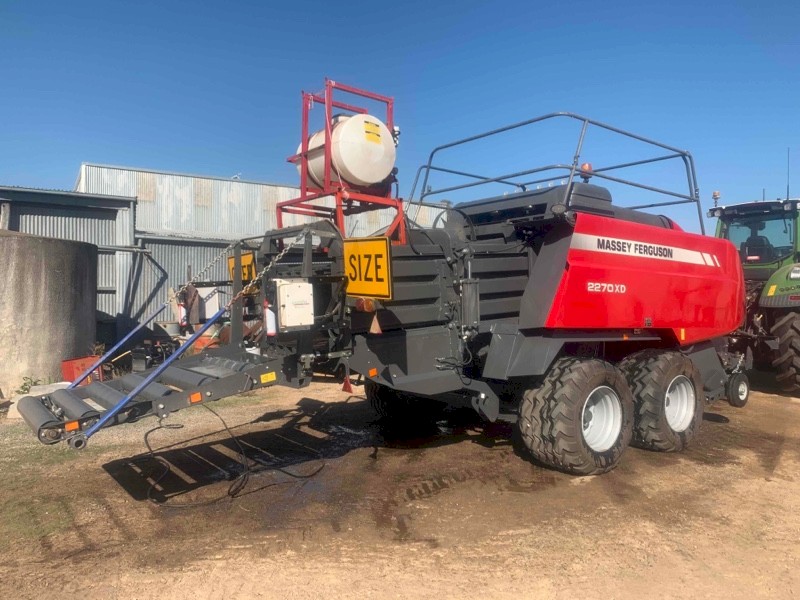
top-left (711, 200), bottom-right (798, 279)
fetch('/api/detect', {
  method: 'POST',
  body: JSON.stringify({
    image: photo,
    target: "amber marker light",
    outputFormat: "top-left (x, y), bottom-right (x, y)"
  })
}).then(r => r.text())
top-left (355, 297), bottom-right (377, 312)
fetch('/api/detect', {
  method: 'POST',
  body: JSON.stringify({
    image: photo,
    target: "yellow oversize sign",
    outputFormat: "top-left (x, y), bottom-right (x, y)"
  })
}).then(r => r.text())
top-left (343, 237), bottom-right (393, 299)
top-left (227, 251), bottom-right (257, 282)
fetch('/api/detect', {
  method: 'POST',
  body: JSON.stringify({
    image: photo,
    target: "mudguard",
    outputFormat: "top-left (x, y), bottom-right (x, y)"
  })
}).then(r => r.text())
top-left (758, 263), bottom-right (800, 309)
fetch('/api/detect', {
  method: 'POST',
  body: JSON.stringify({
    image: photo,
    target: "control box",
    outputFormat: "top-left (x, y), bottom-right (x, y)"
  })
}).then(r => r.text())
top-left (274, 278), bottom-right (315, 331)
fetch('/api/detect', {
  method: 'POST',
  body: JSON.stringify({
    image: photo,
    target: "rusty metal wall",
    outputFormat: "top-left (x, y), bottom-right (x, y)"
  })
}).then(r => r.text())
top-left (76, 164), bottom-right (447, 238)
top-left (123, 236), bottom-right (233, 326)
top-left (76, 164), bottom-right (299, 238)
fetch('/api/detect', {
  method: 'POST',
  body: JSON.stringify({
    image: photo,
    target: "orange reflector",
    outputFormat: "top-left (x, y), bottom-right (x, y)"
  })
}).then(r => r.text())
top-left (368, 367), bottom-right (378, 377)
top-left (623, 334), bottom-right (629, 341)
top-left (65, 420), bottom-right (80, 432)
top-left (355, 297), bottom-right (377, 312)
top-left (680, 328), bottom-right (686, 341)
top-left (189, 392), bottom-right (202, 404)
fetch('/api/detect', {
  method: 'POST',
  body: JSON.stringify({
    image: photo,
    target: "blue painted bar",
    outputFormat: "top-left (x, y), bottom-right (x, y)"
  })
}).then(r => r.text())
top-left (83, 306), bottom-right (227, 438)
top-left (67, 305), bottom-right (168, 390)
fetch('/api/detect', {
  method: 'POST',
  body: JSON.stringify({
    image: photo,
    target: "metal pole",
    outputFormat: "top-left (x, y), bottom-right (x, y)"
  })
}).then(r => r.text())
top-left (230, 243), bottom-right (243, 346)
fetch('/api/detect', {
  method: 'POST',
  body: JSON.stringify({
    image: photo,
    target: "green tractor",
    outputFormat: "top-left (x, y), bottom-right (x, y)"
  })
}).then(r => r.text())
top-left (710, 198), bottom-right (800, 392)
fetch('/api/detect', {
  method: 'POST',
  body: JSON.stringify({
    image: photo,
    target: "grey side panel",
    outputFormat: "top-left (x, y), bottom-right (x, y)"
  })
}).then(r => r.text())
top-left (482, 326), bottom-right (564, 380)
top-left (349, 326), bottom-right (454, 378)
top-left (518, 224), bottom-right (573, 329)
top-left (682, 341), bottom-right (726, 399)
top-left (349, 326), bottom-right (467, 395)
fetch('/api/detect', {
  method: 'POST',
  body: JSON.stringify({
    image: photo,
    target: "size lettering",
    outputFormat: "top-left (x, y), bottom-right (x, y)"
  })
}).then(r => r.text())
top-left (348, 253), bottom-right (385, 283)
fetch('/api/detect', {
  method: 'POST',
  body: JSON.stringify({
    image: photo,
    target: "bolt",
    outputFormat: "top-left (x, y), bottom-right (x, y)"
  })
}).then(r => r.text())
top-left (158, 403), bottom-right (165, 409)
top-left (206, 391), bottom-right (212, 397)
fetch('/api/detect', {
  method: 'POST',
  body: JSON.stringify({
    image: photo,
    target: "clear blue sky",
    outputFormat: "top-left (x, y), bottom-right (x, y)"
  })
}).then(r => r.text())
top-left (1, 0), bottom-right (798, 231)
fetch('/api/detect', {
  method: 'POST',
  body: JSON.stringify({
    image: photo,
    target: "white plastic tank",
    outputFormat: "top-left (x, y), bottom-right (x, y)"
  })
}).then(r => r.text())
top-left (298, 114), bottom-right (396, 191)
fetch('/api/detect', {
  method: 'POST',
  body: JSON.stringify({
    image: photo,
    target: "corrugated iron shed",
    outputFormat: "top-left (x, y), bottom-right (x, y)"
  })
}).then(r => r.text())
top-left (0, 186), bottom-right (135, 335)
top-left (75, 163), bottom-right (446, 239)
top-left (2, 165), bottom-right (449, 342)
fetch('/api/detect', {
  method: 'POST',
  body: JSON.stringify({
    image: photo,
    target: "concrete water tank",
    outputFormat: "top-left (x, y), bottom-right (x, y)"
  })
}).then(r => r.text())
top-left (298, 114), bottom-right (396, 190)
top-left (0, 231), bottom-right (97, 398)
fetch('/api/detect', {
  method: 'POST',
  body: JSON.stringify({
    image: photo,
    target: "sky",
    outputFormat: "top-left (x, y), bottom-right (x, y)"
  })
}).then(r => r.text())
top-left (1, 0), bottom-right (799, 232)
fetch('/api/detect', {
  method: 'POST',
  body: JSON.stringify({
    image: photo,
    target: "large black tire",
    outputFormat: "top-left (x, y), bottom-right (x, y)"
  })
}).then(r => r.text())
top-left (365, 380), bottom-right (442, 423)
top-left (518, 357), bottom-right (634, 476)
top-left (618, 350), bottom-right (704, 452)
top-left (770, 311), bottom-right (800, 393)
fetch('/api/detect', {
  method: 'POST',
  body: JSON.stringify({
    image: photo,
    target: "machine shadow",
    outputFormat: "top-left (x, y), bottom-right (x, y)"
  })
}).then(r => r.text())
top-left (102, 396), bottom-right (513, 503)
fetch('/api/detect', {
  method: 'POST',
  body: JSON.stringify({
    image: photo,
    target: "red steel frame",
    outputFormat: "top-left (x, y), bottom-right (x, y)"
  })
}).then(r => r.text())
top-left (280, 79), bottom-right (406, 244)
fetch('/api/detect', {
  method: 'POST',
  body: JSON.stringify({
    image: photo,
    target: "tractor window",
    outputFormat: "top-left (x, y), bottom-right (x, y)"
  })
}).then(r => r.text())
top-left (723, 214), bottom-right (794, 264)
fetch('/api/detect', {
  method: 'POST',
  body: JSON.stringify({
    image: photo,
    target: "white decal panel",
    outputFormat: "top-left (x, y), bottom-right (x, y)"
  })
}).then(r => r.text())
top-left (570, 233), bottom-right (718, 267)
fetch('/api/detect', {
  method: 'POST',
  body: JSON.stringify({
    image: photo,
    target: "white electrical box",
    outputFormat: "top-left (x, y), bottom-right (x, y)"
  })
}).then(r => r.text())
top-left (274, 278), bottom-right (315, 331)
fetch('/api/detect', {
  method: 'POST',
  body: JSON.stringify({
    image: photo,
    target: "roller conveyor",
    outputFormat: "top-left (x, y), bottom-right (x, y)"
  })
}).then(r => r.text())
top-left (17, 353), bottom-right (282, 446)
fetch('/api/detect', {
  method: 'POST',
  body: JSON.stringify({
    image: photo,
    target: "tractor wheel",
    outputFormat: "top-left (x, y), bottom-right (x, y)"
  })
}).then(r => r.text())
top-left (518, 357), bottom-right (634, 475)
top-left (726, 372), bottom-right (749, 408)
top-left (618, 350), bottom-right (704, 452)
top-left (365, 380), bottom-right (441, 423)
top-left (770, 311), bottom-right (800, 393)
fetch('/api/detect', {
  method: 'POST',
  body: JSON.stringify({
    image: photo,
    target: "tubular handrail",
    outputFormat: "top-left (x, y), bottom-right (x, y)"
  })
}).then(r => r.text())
top-left (406, 112), bottom-right (703, 233)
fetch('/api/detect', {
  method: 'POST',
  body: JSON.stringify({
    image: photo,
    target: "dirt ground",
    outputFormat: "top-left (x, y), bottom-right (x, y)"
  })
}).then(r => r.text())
top-left (1, 376), bottom-right (799, 600)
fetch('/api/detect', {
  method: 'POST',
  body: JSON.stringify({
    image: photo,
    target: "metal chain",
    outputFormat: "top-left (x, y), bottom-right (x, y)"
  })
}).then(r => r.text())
top-left (225, 231), bottom-right (306, 309)
top-left (165, 241), bottom-right (239, 305)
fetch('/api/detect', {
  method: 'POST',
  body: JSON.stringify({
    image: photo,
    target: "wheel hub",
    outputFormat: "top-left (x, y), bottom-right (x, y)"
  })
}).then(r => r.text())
top-left (665, 375), bottom-right (695, 432)
top-left (737, 381), bottom-right (748, 401)
top-left (581, 385), bottom-right (623, 453)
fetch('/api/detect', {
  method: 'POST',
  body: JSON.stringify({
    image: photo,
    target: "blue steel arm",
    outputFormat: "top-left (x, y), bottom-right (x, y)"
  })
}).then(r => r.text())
top-left (67, 305), bottom-right (168, 390)
top-left (82, 306), bottom-right (226, 439)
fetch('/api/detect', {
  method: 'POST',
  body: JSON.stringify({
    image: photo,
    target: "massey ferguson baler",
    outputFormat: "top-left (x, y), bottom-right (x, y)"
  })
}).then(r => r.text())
top-left (18, 82), bottom-right (748, 475)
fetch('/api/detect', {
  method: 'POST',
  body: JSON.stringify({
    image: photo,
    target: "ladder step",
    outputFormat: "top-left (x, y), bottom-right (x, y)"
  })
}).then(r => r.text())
top-left (119, 374), bottom-right (172, 401)
top-left (49, 389), bottom-right (100, 420)
top-left (159, 367), bottom-right (216, 390)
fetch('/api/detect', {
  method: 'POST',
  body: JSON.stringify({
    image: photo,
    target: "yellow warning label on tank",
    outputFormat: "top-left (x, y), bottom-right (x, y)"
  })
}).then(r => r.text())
top-left (260, 372), bottom-right (277, 384)
top-left (364, 121), bottom-right (381, 144)
top-left (768, 284), bottom-right (777, 297)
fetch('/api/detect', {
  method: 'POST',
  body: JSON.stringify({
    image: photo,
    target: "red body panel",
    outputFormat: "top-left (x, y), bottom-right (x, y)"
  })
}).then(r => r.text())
top-left (545, 213), bottom-right (744, 345)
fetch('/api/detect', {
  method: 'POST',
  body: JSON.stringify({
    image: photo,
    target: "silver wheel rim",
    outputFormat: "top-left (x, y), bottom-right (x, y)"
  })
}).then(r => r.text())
top-left (736, 380), bottom-right (748, 401)
top-left (665, 375), bottom-right (695, 432)
top-left (581, 385), bottom-right (623, 452)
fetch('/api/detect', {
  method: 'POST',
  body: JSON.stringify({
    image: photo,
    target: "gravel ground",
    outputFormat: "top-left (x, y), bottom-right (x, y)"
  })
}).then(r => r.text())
top-left (0, 377), bottom-right (798, 599)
